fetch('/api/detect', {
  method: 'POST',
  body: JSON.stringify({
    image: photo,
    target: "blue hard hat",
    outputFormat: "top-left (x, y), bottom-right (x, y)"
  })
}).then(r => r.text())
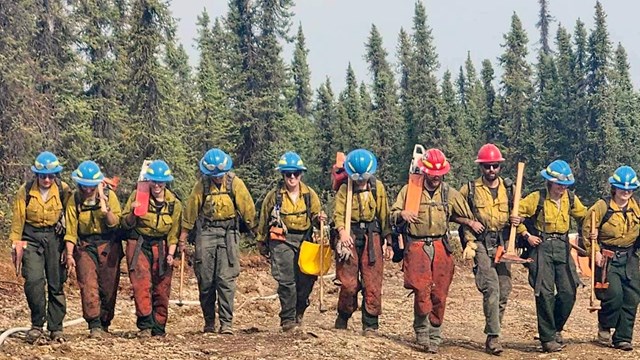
top-left (199, 148), bottom-right (232, 177)
top-left (144, 160), bottom-right (174, 182)
top-left (344, 149), bottom-right (377, 181)
top-left (31, 151), bottom-right (63, 174)
top-left (71, 160), bottom-right (104, 187)
top-left (540, 160), bottom-right (575, 186)
top-left (276, 151), bottom-right (307, 172)
top-left (609, 165), bottom-right (639, 190)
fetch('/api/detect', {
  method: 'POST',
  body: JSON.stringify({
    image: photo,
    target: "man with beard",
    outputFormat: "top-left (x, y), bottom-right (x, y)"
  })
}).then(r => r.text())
top-left (390, 148), bottom-right (474, 353)
top-left (457, 144), bottom-right (514, 355)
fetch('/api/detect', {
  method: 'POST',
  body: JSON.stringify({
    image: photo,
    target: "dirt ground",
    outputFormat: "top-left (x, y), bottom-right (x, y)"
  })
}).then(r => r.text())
top-left (1, 247), bottom-right (639, 360)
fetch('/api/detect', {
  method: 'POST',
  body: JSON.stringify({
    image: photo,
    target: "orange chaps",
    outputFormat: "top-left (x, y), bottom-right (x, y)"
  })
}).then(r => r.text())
top-left (336, 233), bottom-right (383, 316)
top-left (126, 239), bottom-right (173, 334)
top-left (403, 239), bottom-right (454, 326)
top-left (75, 239), bottom-right (123, 330)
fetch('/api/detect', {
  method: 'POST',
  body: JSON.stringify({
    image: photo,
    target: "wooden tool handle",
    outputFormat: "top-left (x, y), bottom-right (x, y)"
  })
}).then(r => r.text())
top-left (590, 211), bottom-right (596, 294)
top-left (506, 162), bottom-right (525, 254)
top-left (344, 178), bottom-right (353, 237)
top-left (319, 219), bottom-right (325, 310)
top-left (179, 251), bottom-right (185, 303)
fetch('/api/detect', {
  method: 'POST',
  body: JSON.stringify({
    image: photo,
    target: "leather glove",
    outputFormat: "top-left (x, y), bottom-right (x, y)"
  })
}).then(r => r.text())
top-left (257, 241), bottom-right (270, 259)
top-left (463, 241), bottom-right (478, 260)
top-left (336, 241), bottom-right (353, 262)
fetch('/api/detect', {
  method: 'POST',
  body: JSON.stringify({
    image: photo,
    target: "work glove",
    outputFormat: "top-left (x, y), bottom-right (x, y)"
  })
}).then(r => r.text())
top-left (257, 241), bottom-right (270, 259)
top-left (335, 240), bottom-right (353, 262)
top-left (463, 241), bottom-right (478, 260)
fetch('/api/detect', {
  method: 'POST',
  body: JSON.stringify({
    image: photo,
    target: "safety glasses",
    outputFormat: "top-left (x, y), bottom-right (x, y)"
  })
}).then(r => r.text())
top-left (37, 174), bottom-right (56, 180)
top-left (547, 169), bottom-right (574, 182)
top-left (349, 172), bottom-right (374, 181)
top-left (203, 159), bottom-right (227, 171)
top-left (482, 163), bottom-right (501, 170)
top-left (151, 181), bottom-right (166, 186)
top-left (283, 171), bottom-right (302, 179)
top-left (34, 161), bottom-right (59, 171)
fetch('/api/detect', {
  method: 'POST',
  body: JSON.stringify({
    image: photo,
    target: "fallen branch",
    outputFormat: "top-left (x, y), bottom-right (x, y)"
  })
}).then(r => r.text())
top-left (236, 294), bottom-right (278, 312)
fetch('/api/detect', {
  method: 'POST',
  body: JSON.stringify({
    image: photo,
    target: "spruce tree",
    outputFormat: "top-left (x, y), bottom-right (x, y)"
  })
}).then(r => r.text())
top-left (290, 24), bottom-right (312, 117)
top-left (365, 24), bottom-right (404, 192)
top-left (497, 13), bottom-right (534, 182)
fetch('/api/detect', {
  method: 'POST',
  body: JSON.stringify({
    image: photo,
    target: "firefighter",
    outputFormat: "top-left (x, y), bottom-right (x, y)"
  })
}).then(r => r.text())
top-left (333, 149), bottom-right (392, 335)
top-left (390, 148), bottom-right (475, 353)
top-left (122, 160), bottom-right (182, 337)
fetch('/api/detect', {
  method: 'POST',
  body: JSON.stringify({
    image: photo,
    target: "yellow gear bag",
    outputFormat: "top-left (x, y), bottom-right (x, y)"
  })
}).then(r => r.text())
top-left (298, 241), bottom-right (332, 276)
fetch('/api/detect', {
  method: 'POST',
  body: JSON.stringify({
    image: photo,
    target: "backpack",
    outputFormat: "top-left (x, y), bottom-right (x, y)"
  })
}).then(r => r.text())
top-left (459, 178), bottom-right (514, 248)
top-left (189, 172), bottom-right (251, 244)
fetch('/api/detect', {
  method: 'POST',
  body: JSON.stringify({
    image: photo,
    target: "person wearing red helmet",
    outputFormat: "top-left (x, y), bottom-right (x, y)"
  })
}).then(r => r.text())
top-left (458, 143), bottom-right (514, 355)
top-left (390, 148), bottom-right (475, 353)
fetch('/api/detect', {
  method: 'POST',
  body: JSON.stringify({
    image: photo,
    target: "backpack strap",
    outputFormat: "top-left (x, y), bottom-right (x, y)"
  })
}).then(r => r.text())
top-left (442, 182), bottom-right (450, 221)
top-left (466, 180), bottom-right (480, 220)
top-left (598, 197), bottom-right (618, 230)
top-left (276, 185), bottom-right (312, 220)
top-left (25, 177), bottom-right (63, 208)
top-left (25, 179), bottom-right (35, 208)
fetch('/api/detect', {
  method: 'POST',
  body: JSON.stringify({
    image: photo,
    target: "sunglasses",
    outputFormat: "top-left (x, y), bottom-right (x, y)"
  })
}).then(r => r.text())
top-left (283, 171), bottom-right (302, 178)
top-left (151, 181), bottom-right (166, 186)
top-left (37, 174), bottom-right (57, 180)
top-left (349, 172), bottom-right (374, 181)
top-left (482, 163), bottom-right (501, 170)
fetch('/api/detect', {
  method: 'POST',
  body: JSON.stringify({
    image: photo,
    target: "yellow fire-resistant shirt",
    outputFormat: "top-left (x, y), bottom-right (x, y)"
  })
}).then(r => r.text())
top-left (9, 180), bottom-right (71, 244)
top-left (459, 177), bottom-right (511, 232)
top-left (516, 190), bottom-right (587, 235)
top-left (121, 189), bottom-right (182, 245)
top-left (391, 182), bottom-right (475, 239)
top-left (332, 180), bottom-right (391, 238)
top-left (257, 182), bottom-right (322, 242)
top-left (64, 190), bottom-right (122, 244)
top-left (181, 174), bottom-right (256, 231)
top-left (582, 197), bottom-right (640, 253)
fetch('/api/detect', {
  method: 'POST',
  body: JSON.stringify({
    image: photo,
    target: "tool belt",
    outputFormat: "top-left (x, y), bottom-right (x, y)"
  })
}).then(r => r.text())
top-left (130, 232), bottom-right (168, 276)
top-left (477, 228), bottom-right (507, 248)
top-left (22, 223), bottom-right (60, 255)
top-left (405, 233), bottom-right (452, 254)
top-left (352, 220), bottom-right (381, 265)
top-left (601, 244), bottom-right (636, 266)
top-left (78, 232), bottom-right (117, 244)
top-left (202, 218), bottom-right (236, 230)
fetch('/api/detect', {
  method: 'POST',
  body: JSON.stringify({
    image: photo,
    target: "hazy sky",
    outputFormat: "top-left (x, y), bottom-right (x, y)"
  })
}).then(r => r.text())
top-left (169, 0), bottom-right (640, 91)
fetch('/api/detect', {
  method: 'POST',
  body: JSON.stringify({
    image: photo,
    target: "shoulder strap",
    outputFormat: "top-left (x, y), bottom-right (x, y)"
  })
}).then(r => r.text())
top-left (598, 197), bottom-right (618, 230)
top-left (226, 172), bottom-right (236, 211)
top-left (567, 190), bottom-right (575, 209)
top-left (304, 192), bottom-right (311, 221)
top-left (368, 176), bottom-right (377, 200)
top-left (442, 182), bottom-right (450, 221)
top-left (533, 189), bottom-right (546, 222)
top-left (25, 179), bottom-right (35, 208)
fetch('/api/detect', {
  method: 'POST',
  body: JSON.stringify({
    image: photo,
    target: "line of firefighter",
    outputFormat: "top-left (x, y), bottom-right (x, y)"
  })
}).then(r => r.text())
top-left (8, 146), bottom-right (640, 354)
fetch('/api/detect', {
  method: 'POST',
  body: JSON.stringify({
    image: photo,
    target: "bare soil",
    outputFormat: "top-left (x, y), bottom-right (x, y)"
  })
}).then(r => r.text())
top-left (1, 247), bottom-right (639, 360)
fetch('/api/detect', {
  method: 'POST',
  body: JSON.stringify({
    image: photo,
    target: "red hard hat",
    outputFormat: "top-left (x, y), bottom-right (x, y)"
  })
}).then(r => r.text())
top-left (475, 143), bottom-right (505, 163)
top-left (418, 148), bottom-right (450, 176)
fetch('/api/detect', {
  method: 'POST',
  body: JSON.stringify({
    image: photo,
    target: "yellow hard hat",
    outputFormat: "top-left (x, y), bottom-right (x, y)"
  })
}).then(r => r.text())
top-left (298, 241), bottom-right (332, 276)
